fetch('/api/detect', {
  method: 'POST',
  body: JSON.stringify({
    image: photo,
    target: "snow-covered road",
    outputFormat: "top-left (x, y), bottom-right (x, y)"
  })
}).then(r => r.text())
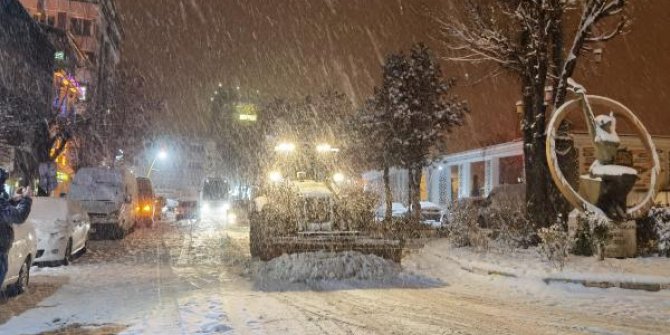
top-left (1, 219), bottom-right (669, 335)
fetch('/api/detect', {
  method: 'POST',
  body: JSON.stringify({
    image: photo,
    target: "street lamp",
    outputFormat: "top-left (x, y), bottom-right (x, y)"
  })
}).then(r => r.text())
top-left (147, 149), bottom-right (167, 178)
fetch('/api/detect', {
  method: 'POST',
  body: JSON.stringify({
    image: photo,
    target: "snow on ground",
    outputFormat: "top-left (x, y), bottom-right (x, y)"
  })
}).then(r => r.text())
top-left (3, 219), bottom-right (670, 334)
top-left (413, 239), bottom-right (670, 284)
top-left (403, 239), bottom-right (670, 324)
top-left (0, 224), bottom-right (191, 335)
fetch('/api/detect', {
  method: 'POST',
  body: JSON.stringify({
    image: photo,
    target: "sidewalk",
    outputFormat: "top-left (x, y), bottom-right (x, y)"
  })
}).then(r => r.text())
top-left (418, 239), bottom-right (670, 292)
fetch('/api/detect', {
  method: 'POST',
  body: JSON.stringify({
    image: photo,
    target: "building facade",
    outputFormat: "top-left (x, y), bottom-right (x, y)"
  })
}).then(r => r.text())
top-left (19, 0), bottom-right (122, 120)
top-left (0, 0), bottom-right (54, 182)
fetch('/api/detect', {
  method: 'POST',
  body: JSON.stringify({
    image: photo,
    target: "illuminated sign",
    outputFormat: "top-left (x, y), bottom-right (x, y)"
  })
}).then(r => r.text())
top-left (54, 51), bottom-right (65, 60)
top-left (79, 85), bottom-right (87, 101)
top-left (239, 114), bottom-right (257, 121)
top-left (235, 103), bottom-right (258, 122)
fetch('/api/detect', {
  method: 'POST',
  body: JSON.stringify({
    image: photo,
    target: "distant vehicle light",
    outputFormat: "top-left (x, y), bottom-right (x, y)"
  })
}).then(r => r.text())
top-left (316, 143), bottom-right (332, 152)
top-left (142, 204), bottom-right (153, 212)
top-left (333, 172), bottom-right (345, 183)
top-left (269, 171), bottom-right (283, 183)
top-left (274, 142), bottom-right (295, 153)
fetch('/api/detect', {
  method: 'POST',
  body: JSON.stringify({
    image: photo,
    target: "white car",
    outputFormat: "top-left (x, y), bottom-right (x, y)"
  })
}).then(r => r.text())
top-left (1, 219), bottom-right (37, 295)
top-left (417, 201), bottom-right (446, 228)
top-left (30, 197), bottom-right (90, 265)
top-left (374, 202), bottom-right (408, 222)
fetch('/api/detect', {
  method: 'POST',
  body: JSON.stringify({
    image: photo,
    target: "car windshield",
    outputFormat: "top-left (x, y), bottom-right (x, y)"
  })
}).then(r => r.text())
top-left (3, 1), bottom-right (668, 333)
top-left (202, 179), bottom-right (229, 201)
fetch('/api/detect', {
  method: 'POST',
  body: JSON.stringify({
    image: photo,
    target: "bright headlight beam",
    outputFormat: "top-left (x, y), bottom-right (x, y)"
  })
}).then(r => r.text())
top-left (333, 172), bottom-right (345, 183)
top-left (269, 171), bottom-right (283, 182)
top-left (316, 143), bottom-right (332, 153)
top-left (274, 142), bottom-right (295, 153)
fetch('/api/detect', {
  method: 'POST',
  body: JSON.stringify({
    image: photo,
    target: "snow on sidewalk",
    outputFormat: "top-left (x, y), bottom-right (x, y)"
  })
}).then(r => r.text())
top-left (408, 239), bottom-right (670, 291)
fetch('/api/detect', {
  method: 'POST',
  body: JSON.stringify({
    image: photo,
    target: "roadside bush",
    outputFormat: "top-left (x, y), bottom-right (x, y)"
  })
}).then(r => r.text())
top-left (647, 207), bottom-right (670, 257)
top-left (538, 215), bottom-right (570, 269)
top-left (636, 211), bottom-right (658, 257)
top-left (447, 203), bottom-right (488, 250)
top-left (572, 215), bottom-right (594, 256)
top-left (390, 217), bottom-right (430, 239)
top-left (569, 211), bottom-right (611, 260)
top-left (482, 191), bottom-right (538, 249)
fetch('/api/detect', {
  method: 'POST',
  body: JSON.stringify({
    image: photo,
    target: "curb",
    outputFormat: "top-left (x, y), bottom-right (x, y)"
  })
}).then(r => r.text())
top-left (447, 255), bottom-right (670, 292)
top-left (543, 277), bottom-right (670, 292)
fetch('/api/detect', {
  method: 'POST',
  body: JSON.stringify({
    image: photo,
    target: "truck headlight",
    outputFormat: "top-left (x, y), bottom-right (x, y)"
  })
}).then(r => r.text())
top-left (333, 172), bottom-right (345, 183)
top-left (269, 171), bottom-right (283, 183)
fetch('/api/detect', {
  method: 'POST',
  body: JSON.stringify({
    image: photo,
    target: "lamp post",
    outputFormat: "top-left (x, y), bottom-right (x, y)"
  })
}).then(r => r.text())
top-left (147, 149), bottom-right (167, 178)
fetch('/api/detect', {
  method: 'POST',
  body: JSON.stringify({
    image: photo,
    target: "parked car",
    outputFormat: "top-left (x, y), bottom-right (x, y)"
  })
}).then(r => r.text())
top-left (374, 202), bottom-right (408, 223)
top-left (416, 201), bottom-right (447, 228)
top-left (176, 200), bottom-right (199, 221)
top-left (68, 167), bottom-right (138, 239)
top-left (30, 197), bottom-right (90, 266)
top-left (135, 177), bottom-right (156, 228)
top-left (1, 218), bottom-right (37, 296)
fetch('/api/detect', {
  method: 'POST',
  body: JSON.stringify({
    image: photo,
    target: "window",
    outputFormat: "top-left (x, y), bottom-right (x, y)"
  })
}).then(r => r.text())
top-left (85, 52), bottom-right (97, 65)
top-left (47, 16), bottom-right (56, 27)
top-left (57, 12), bottom-right (66, 29)
top-left (70, 18), bottom-right (93, 36)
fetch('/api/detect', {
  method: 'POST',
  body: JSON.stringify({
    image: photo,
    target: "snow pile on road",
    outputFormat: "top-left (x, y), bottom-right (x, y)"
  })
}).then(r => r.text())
top-left (253, 251), bottom-right (440, 290)
top-left (257, 251), bottom-right (400, 282)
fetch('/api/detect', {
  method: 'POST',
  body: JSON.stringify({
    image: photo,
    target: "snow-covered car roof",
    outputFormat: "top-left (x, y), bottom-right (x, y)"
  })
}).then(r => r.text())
top-left (376, 202), bottom-right (408, 214)
top-left (29, 198), bottom-right (69, 221)
top-left (28, 198), bottom-right (73, 232)
top-left (419, 201), bottom-right (443, 210)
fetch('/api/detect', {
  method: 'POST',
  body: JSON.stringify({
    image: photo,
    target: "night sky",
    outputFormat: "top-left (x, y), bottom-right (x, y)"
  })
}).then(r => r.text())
top-left (118, 0), bottom-right (670, 150)
top-left (118, 0), bottom-right (456, 129)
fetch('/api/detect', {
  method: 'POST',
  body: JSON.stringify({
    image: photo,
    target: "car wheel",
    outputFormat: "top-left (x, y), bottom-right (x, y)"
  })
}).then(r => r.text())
top-left (62, 239), bottom-right (73, 266)
top-left (9, 259), bottom-right (30, 296)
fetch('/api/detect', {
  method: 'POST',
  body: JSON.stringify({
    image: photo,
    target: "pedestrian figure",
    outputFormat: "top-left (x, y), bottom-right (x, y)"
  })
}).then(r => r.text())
top-left (0, 168), bottom-right (32, 290)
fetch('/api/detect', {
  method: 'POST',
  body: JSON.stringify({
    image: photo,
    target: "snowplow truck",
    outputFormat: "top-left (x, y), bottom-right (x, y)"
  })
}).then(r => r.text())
top-left (249, 142), bottom-right (403, 263)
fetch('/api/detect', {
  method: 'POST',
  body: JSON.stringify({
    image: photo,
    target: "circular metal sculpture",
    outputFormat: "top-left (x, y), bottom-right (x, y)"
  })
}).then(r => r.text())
top-left (546, 87), bottom-right (661, 221)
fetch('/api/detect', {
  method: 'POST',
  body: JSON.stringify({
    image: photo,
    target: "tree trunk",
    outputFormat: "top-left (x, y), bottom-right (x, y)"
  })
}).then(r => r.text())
top-left (383, 164), bottom-right (393, 223)
top-left (523, 76), bottom-right (555, 229)
top-left (409, 166), bottom-right (422, 224)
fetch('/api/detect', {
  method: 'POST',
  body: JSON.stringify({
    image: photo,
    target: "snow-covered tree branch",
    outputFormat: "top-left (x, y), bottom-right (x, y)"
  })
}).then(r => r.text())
top-left (435, 0), bottom-right (630, 227)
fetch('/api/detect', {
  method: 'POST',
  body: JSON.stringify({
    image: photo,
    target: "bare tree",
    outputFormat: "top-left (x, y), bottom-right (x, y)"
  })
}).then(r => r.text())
top-left (438, 0), bottom-right (628, 227)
